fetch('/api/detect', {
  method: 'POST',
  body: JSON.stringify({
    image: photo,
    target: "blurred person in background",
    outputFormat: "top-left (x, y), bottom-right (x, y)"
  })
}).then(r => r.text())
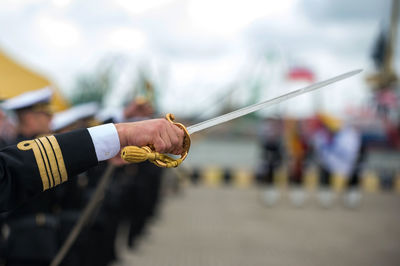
top-left (1, 87), bottom-right (59, 266)
top-left (109, 96), bottom-right (165, 250)
top-left (51, 102), bottom-right (100, 266)
top-left (53, 102), bottom-right (123, 266)
top-left (0, 110), bottom-right (12, 266)
top-left (284, 119), bottom-right (309, 207)
top-left (0, 110), bottom-right (5, 149)
top-left (0, 109), bottom-right (16, 148)
top-left (0, 109), bottom-right (16, 265)
top-left (82, 94), bottom-right (164, 265)
top-left (256, 118), bottom-right (283, 206)
top-left (310, 113), bottom-right (363, 208)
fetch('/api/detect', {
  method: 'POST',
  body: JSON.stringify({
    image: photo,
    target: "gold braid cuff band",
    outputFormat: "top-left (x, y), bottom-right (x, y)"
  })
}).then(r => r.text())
top-left (121, 113), bottom-right (191, 168)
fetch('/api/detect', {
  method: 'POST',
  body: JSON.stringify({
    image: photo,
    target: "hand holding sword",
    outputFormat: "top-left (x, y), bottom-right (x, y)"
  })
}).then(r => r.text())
top-left (119, 69), bottom-right (362, 168)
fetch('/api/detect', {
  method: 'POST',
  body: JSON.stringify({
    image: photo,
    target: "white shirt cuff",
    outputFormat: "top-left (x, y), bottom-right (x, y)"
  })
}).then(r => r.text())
top-left (87, 123), bottom-right (120, 161)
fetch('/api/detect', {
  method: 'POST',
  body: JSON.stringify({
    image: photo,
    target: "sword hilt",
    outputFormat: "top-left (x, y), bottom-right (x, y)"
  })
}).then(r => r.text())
top-left (120, 113), bottom-right (191, 168)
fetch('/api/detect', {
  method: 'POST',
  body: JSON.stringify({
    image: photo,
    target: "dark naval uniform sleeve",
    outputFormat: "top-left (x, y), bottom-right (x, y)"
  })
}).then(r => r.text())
top-left (0, 129), bottom-right (99, 212)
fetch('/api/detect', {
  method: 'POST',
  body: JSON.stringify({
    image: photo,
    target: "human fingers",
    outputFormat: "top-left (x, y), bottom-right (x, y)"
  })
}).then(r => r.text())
top-left (158, 125), bottom-right (173, 153)
top-left (170, 124), bottom-right (185, 155)
top-left (163, 123), bottom-right (183, 155)
top-left (153, 132), bottom-right (168, 153)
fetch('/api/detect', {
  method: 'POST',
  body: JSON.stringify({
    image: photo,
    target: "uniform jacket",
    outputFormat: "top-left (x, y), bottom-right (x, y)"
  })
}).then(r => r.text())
top-left (0, 129), bottom-right (98, 213)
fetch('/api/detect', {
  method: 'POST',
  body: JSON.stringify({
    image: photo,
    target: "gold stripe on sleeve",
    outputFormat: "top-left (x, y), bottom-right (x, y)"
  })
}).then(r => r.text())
top-left (17, 140), bottom-right (50, 191)
top-left (39, 137), bottom-right (61, 186)
top-left (47, 135), bottom-right (68, 183)
top-left (34, 139), bottom-right (54, 188)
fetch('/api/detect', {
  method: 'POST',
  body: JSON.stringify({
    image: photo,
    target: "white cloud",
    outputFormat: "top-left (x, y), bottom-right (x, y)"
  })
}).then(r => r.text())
top-left (34, 15), bottom-right (81, 48)
top-left (0, 0), bottom-right (44, 11)
top-left (51, 0), bottom-right (73, 8)
top-left (115, 0), bottom-right (175, 15)
top-left (187, 0), bottom-right (296, 36)
top-left (106, 27), bottom-right (147, 52)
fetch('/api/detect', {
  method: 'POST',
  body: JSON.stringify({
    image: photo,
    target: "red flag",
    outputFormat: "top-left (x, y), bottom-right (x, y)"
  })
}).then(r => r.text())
top-left (287, 67), bottom-right (314, 82)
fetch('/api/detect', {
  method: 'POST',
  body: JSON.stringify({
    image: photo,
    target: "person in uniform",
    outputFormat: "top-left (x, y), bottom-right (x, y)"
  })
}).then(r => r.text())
top-left (0, 89), bottom-right (185, 265)
top-left (89, 97), bottom-right (165, 263)
top-left (256, 118), bottom-right (283, 206)
top-left (0, 109), bottom-right (14, 266)
top-left (0, 109), bottom-right (16, 148)
top-left (62, 103), bottom-right (118, 266)
top-left (310, 113), bottom-right (362, 208)
top-left (2, 87), bottom-right (61, 266)
top-left (0, 92), bottom-right (184, 212)
top-left (284, 119), bottom-right (309, 207)
top-left (51, 102), bottom-right (100, 266)
top-left (120, 99), bottom-right (165, 249)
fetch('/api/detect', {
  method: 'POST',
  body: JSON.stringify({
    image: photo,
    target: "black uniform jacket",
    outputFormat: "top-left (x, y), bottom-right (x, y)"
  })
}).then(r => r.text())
top-left (0, 129), bottom-right (99, 213)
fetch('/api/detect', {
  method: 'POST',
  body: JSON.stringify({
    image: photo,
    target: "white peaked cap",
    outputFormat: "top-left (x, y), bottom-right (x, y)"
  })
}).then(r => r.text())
top-left (51, 102), bottom-right (99, 131)
top-left (1, 87), bottom-right (53, 110)
top-left (95, 107), bottom-right (124, 123)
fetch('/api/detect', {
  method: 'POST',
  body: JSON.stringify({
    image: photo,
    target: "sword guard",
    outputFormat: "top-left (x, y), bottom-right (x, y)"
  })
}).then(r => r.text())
top-left (121, 113), bottom-right (191, 168)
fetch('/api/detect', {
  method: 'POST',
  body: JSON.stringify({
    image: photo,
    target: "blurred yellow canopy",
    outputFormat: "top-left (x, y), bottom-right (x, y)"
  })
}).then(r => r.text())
top-left (0, 49), bottom-right (69, 111)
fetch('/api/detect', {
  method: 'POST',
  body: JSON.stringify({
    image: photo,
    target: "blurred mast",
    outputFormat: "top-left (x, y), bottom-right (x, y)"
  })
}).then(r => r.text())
top-left (384, 0), bottom-right (399, 79)
top-left (368, 0), bottom-right (399, 118)
top-left (384, 0), bottom-right (399, 120)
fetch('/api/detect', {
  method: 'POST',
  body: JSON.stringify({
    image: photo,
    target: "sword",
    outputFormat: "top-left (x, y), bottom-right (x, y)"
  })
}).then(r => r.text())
top-left (121, 69), bottom-right (362, 167)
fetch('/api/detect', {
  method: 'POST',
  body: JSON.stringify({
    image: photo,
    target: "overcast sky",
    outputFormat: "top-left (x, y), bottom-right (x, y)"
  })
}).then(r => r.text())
top-left (0, 0), bottom-right (398, 118)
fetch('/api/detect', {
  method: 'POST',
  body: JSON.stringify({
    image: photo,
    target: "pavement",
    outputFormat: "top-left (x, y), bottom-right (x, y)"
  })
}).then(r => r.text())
top-left (113, 186), bottom-right (400, 266)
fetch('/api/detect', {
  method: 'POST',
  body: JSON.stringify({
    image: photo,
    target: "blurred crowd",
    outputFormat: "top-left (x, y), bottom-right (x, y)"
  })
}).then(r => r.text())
top-left (256, 103), bottom-right (400, 208)
top-left (0, 88), bottom-right (166, 266)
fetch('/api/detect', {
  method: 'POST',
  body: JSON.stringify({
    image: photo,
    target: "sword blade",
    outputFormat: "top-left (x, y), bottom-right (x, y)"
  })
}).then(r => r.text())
top-left (187, 69), bottom-right (362, 135)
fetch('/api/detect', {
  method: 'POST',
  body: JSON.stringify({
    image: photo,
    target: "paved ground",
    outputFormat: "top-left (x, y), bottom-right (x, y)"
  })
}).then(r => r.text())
top-left (114, 186), bottom-right (400, 266)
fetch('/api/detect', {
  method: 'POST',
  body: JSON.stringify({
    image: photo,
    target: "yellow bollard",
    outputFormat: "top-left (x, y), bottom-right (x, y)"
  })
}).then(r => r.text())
top-left (332, 174), bottom-right (347, 192)
top-left (233, 169), bottom-right (253, 188)
top-left (203, 167), bottom-right (223, 187)
top-left (361, 170), bottom-right (380, 193)
top-left (304, 166), bottom-right (318, 191)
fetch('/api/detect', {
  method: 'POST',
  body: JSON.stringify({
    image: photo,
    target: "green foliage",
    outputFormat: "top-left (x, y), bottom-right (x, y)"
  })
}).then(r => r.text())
top-left (69, 57), bottom-right (162, 110)
top-left (70, 61), bottom-right (116, 106)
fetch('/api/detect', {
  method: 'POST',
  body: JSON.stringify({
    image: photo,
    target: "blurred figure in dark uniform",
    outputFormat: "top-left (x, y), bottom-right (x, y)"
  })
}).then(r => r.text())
top-left (111, 97), bottom-right (164, 249)
top-left (0, 109), bottom-right (16, 148)
top-left (0, 109), bottom-right (15, 266)
top-left (256, 118), bottom-right (283, 206)
top-left (0, 110), bottom-right (5, 149)
top-left (51, 102), bottom-right (118, 266)
top-left (1, 87), bottom-right (59, 266)
top-left (284, 119), bottom-right (309, 207)
top-left (50, 103), bottom-right (99, 266)
top-left (124, 161), bottom-right (164, 248)
top-left (80, 96), bottom-right (163, 265)
top-left (79, 161), bottom-right (114, 266)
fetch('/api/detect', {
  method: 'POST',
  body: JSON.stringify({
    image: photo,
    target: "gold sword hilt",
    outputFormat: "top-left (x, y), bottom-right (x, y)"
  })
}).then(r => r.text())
top-left (120, 113), bottom-right (191, 168)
